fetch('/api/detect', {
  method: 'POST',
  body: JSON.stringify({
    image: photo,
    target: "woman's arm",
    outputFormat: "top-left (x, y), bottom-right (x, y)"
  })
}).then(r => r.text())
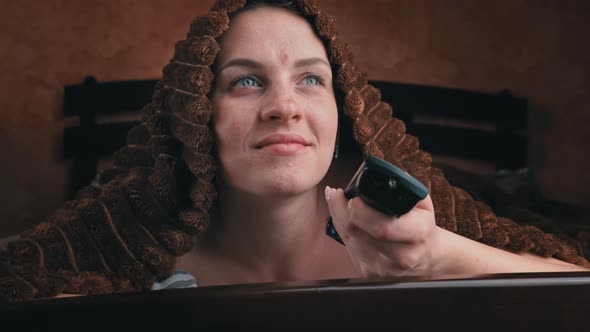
top-left (325, 188), bottom-right (589, 277)
top-left (432, 227), bottom-right (589, 275)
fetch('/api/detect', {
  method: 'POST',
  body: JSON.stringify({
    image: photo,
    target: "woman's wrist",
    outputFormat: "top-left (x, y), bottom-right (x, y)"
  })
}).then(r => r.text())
top-left (430, 226), bottom-right (529, 275)
top-left (427, 226), bottom-right (456, 276)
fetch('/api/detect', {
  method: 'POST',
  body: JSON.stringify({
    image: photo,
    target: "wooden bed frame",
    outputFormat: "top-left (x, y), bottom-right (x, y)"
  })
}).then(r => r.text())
top-left (3, 271), bottom-right (590, 330)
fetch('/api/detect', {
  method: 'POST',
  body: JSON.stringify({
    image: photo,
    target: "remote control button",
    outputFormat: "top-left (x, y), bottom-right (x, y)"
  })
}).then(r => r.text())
top-left (388, 178), bottom-right (398, 190)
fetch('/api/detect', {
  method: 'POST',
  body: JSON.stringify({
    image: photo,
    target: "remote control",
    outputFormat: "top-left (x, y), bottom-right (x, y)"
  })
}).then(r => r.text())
top-left (325, 156), bottom-right (429, 245)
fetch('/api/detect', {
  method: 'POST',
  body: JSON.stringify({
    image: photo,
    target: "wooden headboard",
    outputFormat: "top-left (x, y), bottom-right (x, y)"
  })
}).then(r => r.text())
top-left (62, 76), bottom-right (528, 199)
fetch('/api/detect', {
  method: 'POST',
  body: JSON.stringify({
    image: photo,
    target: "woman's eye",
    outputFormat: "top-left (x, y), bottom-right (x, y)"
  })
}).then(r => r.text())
top-left (301, 75), bottom-right (323, 86)
top-left (233, 76), bottom-right (260, 88)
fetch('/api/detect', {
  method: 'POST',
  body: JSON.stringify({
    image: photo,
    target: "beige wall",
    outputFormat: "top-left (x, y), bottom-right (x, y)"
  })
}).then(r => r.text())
top-left (1, 0), bottom-right (588, 236)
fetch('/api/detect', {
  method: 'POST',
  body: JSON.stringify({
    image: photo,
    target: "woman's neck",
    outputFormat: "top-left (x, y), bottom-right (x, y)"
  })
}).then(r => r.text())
top-left (187, 153), bottom-right (363, 284)
top-left (202, 184), bottom-right (331, 281)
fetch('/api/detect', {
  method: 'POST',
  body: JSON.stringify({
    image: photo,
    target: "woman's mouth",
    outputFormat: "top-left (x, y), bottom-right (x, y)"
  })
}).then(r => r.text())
top-left (258, 143), bottom-right (308, 155)
top-left (255, 133), bottom-right (311, 155)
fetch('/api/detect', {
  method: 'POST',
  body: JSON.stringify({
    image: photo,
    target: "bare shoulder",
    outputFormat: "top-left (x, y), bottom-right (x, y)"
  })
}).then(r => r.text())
top-left (176, 236), bottom-right (359, 285)
top-left (175, 242), bottom-right (237, 286)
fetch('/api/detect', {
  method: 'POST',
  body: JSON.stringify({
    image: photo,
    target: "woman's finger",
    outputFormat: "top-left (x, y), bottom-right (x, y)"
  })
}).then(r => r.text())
top-left (347, 196), bottom-right (434, 244)
top-left (325, 186), bottom-right (351, 242)
top-left (346, 224), bottom-right (428, 275)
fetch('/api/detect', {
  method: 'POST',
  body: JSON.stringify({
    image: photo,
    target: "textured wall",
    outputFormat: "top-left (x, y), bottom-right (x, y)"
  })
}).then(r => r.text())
top-left (323, 0), bottom-right (590, 209)
top-left (0, 0), bottom-right (215, 236)
top-left (0, 0), bottom-right (588, 236)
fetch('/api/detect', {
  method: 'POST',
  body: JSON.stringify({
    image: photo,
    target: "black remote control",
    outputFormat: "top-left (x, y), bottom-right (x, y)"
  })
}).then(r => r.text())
top-left (325, 156), bottom-right (429, 245)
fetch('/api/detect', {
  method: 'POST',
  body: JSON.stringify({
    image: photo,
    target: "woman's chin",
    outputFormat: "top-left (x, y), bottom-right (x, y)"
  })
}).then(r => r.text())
top-left (261, 179), bottom-right (312, 196)
top-left (220, 162), bottom-right (331, 197)
top-left (247, 173), bottom-right (321, 197)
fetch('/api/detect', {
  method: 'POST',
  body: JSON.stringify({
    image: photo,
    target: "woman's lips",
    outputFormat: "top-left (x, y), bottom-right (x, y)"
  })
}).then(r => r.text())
top-left (258, 143), bottom-right (307, 155)
top-left (255, 133), bottom-right (311, 155)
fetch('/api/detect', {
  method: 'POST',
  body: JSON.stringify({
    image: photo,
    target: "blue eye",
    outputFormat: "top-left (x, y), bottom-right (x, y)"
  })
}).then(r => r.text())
top-left (233, 76), bottom-right (260, 88)
top-left (302, 75), bottom-right (322, 86)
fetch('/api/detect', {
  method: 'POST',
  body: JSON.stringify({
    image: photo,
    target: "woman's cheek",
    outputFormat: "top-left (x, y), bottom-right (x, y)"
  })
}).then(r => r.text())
top-left (214, 101), bottom-right (244, 148)
top-left (314, 102), bottom-right (338, 143)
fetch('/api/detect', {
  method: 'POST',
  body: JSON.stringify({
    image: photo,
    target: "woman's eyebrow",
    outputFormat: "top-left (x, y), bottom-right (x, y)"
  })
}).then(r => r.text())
top-left (217, 58), bottom-right (264, 73)
top-left (217, 57), bottom-right (331, 73)
top-left (294, 57), bottom-right (331, 69)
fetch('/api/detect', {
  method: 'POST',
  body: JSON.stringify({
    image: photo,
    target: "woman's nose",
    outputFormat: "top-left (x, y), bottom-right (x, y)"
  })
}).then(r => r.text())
top-left (259, 87), bottom-right (303, 123)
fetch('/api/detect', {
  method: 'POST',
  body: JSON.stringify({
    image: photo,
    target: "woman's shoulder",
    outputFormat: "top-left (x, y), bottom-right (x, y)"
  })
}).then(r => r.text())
top-left (151, 268), bottom-right (198, 290)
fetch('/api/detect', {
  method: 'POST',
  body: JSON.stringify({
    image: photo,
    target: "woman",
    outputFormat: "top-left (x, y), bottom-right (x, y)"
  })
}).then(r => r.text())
top-left (1, 0), bottom-right (587, 301)
top-left (172, 0), bottom-right (588, 287)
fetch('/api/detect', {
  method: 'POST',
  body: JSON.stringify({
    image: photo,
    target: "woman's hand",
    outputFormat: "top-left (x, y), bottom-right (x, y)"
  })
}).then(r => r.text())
top-left (325, 186), bottom-right (441, 277)
top-left (325, 186), bottom-right (590, 276)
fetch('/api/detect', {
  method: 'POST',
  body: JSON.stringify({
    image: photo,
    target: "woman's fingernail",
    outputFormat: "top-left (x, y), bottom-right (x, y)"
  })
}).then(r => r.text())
top-left (325, 186), bottom-right (333, 200)
top-left (347, 198), bottom-right (353, 209)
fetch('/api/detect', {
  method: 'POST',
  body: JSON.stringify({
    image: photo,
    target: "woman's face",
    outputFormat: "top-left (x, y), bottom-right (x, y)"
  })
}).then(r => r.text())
top-left (211, 7), bottom-right (338, 197)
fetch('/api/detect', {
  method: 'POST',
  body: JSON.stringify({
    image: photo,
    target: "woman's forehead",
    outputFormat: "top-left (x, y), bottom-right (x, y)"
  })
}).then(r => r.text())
top-left (215, 6), bottom-right (329, 67)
